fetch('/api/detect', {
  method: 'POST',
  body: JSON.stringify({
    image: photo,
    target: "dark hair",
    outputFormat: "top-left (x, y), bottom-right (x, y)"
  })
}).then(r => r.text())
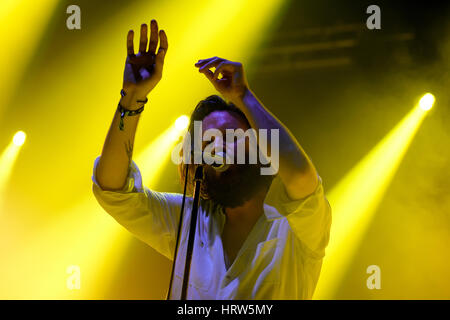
top-left (187, 95), bottom-right (250, 133)
top-left (178, 95), bottom-right (251, 197)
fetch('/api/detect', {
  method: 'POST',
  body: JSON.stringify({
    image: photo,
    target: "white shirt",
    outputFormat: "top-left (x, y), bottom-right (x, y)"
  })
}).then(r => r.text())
top-left (91, 156), bottom-right (331, 299)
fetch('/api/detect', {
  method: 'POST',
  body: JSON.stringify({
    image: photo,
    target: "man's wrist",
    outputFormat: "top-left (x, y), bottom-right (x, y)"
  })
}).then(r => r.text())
top-left (120, 89), bottom-right (148, 110)
top-left (232, 87), bottom-right (253, 108)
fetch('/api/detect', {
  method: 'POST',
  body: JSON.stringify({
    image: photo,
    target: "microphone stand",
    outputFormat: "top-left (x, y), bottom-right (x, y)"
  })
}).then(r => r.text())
top-left (180, 165), bottom-right (204, 300)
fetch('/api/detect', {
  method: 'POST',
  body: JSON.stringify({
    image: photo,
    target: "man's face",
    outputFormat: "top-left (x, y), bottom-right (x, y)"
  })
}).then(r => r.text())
top-left (200, 110), bottom-right (272, 208)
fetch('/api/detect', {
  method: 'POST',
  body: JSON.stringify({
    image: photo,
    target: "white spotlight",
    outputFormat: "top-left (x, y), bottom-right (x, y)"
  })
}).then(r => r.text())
top-left (175, 115), bottom-right (189, 131)
top-left (13, 131), bottom-right (26, 146)
top-left (419, 93), bottom-right (435, 111)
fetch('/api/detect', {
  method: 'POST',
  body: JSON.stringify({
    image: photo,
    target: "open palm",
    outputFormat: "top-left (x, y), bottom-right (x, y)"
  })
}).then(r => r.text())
top-left (123, 19), bottom-right (168, 99)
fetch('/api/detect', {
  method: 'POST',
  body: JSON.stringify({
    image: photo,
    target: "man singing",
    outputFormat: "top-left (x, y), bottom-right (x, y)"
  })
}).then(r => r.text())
top-left (92, 19), bottom-right (331, 299)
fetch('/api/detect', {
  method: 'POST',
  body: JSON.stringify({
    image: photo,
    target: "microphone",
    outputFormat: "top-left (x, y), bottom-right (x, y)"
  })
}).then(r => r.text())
top-left (191, 150), bottom-right (230, 172)
top-left (208, 151), bottom-right (230, 172)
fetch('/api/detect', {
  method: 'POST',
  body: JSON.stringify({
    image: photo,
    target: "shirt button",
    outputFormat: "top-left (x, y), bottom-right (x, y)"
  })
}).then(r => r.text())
top-left (200, 241), bottom-right (204, 248)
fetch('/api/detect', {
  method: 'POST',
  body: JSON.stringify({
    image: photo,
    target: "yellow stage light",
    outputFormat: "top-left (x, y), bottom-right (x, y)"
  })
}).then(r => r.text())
top-left (0, 131), bottom-right (26, 213)
top-left (314, 95), bottom-right (432, 299)
top-left (419, 93), bottom-right (435, 111)
top-left (175, 115), bottom-right (189, 131)
top-left (136, 120), bottom-right (189, 186)
top-left (12, 131), bottom-right (26, 147)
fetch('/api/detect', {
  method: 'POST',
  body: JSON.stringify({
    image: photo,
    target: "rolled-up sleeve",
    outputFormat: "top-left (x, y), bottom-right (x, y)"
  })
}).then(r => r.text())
top-left (270, 175), bottom-right (332, 259)
top-left (91, 156), bottom-right (185, 260)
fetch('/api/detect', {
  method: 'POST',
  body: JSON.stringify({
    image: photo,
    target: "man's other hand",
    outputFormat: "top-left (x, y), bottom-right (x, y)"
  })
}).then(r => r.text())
top-left (195, 57), bottom-right (249, 104)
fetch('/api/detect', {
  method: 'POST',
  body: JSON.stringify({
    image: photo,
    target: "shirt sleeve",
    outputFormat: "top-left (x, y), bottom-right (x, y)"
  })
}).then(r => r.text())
top-left (91, 156), bottom-right (186, 260)
top-left (268, 174), bottom-right (332, 259)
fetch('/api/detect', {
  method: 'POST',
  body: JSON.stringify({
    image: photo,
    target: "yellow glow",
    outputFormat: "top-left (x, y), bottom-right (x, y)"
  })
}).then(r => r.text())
top-left (12, 131), bottom-right (26, 146)
top-left (0, 143), bottom-right (21, 187)
top-left (175, 115), bottom-right (189, 131)
top-left (0, 121), bottom-right (186, 299)
top-left (314, 101), bottom-right (429, 299)
top-left (0, 198), bottom-right (128, 299)
top-left (0, 0), bottom-right (59, 118)
top-left (137, 123), bottom-right (187, 187)
top-left (419, 93), bottom-right (435, 111)
top-left (0, 142), bottom-right (22, 211)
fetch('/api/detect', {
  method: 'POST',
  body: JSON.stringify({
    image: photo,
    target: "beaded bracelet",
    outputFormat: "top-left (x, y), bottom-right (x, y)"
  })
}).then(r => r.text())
top-left (118, 89), bottom-right (148, 131)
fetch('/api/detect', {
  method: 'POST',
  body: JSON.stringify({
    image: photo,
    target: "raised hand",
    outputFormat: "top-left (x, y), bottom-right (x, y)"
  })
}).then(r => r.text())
top-left (195, 57), bottom-right (249, 103)
top-left (122, 19), bottom-right (168, 109)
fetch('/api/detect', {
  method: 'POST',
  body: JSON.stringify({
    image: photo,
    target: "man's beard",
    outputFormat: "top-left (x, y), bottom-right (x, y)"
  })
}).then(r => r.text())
top-left (203, 163), bottom-right (274, 208)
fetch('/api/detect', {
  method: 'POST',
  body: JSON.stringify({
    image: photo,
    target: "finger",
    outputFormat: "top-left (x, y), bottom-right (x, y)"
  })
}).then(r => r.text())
top-left (148, 19), bottom-right (159, 54)
top-left (127, 30), bottom-right (135, 56)
top-left (213, 61), bottom-right (234, 81)
top-left (139, 24), bottom-right (148, 53)
top-left (198, 57), bottom-right (225, 72)
top-left (158, 29), bottom-right (168, 53)
top-left (154, 30), bottom-right (168, 76)
top-left (195, 56), bottom-right (221, 68)
top-left (201, 69), bottom-right (214, 80)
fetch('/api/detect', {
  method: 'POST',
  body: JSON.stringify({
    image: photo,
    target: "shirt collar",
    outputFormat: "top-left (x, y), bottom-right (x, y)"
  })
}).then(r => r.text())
top-left (263, 203), bottom-right (284, 221)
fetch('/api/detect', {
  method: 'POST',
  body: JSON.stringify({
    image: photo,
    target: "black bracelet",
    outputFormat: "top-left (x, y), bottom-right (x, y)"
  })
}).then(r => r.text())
top-left (118, 89), bottom-right (147, 131)
top-left (117, 102), bottom-right (145, 131)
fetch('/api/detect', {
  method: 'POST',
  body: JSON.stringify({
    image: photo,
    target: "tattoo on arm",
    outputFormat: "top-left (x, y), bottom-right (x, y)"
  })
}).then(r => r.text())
top-left (124, 139), bottom-right (134, 165)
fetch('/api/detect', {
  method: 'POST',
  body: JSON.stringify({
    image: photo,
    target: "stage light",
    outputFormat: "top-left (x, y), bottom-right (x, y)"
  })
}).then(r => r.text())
top-left (12, 131), bottom-right (26, 147)
top-left (314, 95), bottom-right (432, 299)
top-left (0, 131), bottom-right (26, 213)
top-left (136, 120), bottom-right (189, 186)
top-left (419, 93), bottom-right (435, 111)
top-left (175, 115), bottom-right (189, 131)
